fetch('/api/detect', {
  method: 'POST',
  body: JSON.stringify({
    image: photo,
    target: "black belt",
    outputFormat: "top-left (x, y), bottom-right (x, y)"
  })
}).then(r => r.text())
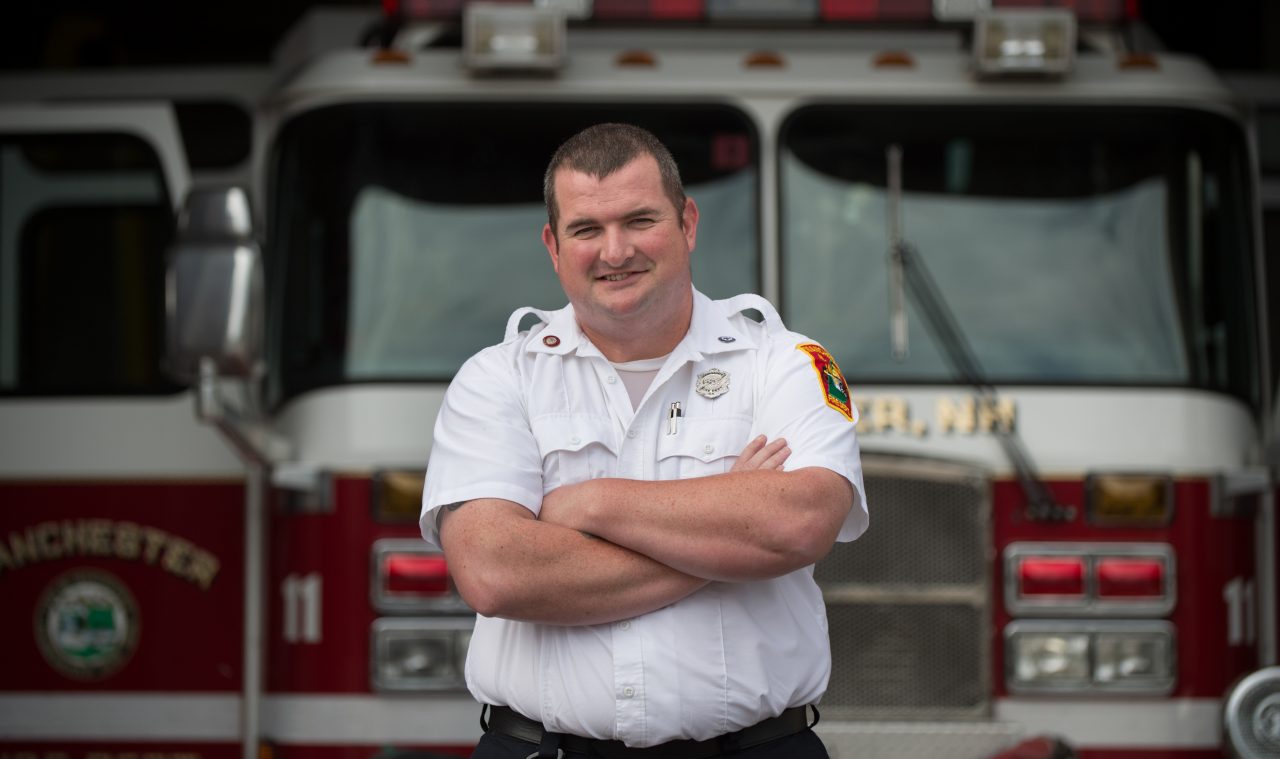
top-left (483, 704), bottom-right (815, 759)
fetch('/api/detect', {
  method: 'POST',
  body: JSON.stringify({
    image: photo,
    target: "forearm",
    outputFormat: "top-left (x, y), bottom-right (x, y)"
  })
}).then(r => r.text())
top-left (545, 468), bottom-right (852, 582)
top-left (439, 498), bottom-right (707, 625)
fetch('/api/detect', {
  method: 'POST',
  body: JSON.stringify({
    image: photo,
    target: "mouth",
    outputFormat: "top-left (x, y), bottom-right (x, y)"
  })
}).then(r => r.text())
top-left (598, 271), bottom-right (642, 282)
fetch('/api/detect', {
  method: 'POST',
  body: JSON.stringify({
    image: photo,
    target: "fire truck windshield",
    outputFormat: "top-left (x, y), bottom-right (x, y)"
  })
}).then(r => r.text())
top-left (781, 105), bottom-right (1260, 407)
top-left (269, 103), bottom-right (758, 405)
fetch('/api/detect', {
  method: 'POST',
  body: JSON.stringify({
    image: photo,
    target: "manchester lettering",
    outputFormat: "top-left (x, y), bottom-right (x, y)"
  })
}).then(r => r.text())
top-left (0, 520), bottom-right (222, 589)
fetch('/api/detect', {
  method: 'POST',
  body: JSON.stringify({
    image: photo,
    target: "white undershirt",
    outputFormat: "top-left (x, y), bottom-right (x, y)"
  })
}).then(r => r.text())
top-left (611, 354), bottom-right (668, 409)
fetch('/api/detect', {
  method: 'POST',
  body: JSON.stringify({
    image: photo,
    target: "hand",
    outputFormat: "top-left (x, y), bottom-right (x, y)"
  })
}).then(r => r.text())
top-left (731, 435), bottom-right (790, 472)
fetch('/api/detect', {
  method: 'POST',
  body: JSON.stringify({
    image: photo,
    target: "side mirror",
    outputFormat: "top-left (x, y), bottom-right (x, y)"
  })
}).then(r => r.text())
top-left (165, 186), bottom-right (263, 382)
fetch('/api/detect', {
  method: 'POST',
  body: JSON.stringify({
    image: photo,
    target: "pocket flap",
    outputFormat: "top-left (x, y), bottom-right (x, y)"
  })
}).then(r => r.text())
top-left (657, 417), bottom-right (751, 464)
top-left (530, 415), bottom-right (617, 457)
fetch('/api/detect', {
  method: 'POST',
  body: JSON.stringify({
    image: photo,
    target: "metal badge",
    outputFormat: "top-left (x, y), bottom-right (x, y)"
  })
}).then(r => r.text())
top-left (718, 336), bottom-right (736, 343)
top-left (543, 335), bottom-right (560, 347)
top-left (695, 368), bottom-right (730, 399)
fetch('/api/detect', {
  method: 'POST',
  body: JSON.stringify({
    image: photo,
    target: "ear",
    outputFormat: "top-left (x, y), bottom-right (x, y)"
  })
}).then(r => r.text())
top-left (681, 197), bottom-right (699, 253)
top-left (542, 223), bottom-right (560, 273)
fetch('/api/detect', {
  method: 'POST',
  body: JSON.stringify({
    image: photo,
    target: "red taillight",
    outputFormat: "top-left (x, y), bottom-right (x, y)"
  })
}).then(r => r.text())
top-left (1096, 557), bottom-right (1164, 598)
top-left (1018, 556), bottom-right (1086, 598)
top-left (384, 554), bottom-right (449, 596)
top-left (1006, 543), bottom-right (1175, 616)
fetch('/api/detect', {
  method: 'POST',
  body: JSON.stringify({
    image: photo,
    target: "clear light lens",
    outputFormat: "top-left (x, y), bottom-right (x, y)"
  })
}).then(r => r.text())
top-left (1095, 631), bottom-right (1174, 687)
top-left (372, 620), bottom-right (473, 691)
top-left (465, 3), bottom-right (566, 72)
top-left (1006, 622), bottom-right (1176, 693)
top-left (974, 10), bottom-right (1075, 76)
top-left (1013, 632), bottom-right (1090, 685)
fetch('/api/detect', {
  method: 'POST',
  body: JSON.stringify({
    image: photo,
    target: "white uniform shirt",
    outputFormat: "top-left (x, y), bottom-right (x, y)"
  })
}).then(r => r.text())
top-left (421, 289), bottom-right (868, 747)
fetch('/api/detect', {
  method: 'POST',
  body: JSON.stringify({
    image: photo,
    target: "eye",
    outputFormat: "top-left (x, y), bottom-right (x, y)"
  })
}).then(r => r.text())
top-left (629, 217), bottom-right (656, 228)
top-left (571, 225), bottom-right (599, 239)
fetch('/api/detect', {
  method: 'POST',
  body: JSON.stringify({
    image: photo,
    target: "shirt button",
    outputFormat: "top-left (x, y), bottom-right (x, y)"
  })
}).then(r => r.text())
top-left (606, 375), bottom-right (618, 384)
top-left (703, 443), bottom-right (715, 454)
top-left (626, 430), bottom-right (638, 439)
top-left (619, 620), bottom-right (631, 630)
top-left (623, 687), bottom-right (635, 698)
top-left (570, 436), bottom-right (581, 445)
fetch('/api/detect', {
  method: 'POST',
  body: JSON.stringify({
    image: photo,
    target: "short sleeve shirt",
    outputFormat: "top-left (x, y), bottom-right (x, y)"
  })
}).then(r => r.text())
top-left (421, 289), bottom-right (868, 747)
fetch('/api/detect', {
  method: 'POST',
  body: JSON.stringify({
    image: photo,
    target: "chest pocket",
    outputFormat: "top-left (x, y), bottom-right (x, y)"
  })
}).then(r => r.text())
top-left (529, 415), bottom-right (617, 491)
top-left (656, 416), bottom-right (753, 479)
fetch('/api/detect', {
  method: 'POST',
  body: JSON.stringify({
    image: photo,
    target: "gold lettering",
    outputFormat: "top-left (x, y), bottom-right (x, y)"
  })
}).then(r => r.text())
top-left (853, 399), bottom-right (872, 434)
top-left (141, 527), bottom-right (168, 564)
top-left (937, 397), bottom-right (975, 434)
top-left (977, 398), bottom-right (1017, 433)
top-left (114, 521), bottom-right (142, 560)
top-left (86, 519), bottom-right (113, 555)
top-left (870, 396), bottom-right (910, 434)
top-left (0, 518), bottom-right (221, 588)
top-left (8, 529), bottom-right (37, 567)
top-left (35, 521), bottom-right (62, 560)
top-left (161, 536), bottom-right (193, 578)
top-left (187, 549), bottom-right (221, 590)
top-left (60, 520), bottom-right (86, 556)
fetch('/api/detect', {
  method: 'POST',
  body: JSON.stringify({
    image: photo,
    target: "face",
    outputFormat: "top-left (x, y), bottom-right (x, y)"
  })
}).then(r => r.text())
top-left (542, 155), bottom-right (698, 358)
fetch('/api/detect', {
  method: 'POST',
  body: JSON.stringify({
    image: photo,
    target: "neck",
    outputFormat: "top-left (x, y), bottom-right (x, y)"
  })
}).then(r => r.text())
top-left (579, 297), bottom-right (693, 363)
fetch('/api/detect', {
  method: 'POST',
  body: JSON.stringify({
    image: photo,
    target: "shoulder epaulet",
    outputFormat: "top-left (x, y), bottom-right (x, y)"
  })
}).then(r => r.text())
top-left (720, 293), bottom-right (784, 335)
top-left (504, 306), bottom-right (553, 343)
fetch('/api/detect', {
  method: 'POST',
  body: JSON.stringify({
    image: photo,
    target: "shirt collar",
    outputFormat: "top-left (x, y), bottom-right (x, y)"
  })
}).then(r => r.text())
top-left (523, 288), bottom-right (759, 359)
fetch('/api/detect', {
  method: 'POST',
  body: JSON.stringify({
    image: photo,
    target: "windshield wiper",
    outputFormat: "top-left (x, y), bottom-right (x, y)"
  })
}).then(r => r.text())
top-left (886, 144), bottom-right (1073, 523)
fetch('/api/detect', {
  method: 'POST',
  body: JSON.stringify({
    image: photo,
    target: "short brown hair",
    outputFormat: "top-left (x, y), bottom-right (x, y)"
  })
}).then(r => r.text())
top-left (543, 123), bottom-right (686, 234)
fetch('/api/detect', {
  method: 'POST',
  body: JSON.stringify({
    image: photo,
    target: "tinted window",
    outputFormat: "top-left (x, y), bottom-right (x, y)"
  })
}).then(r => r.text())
top-left (0, 133), bottom-right (179, 395)
top-left (270, 103), bottom-right (758, 404)
top-left (780, 106), bottom-right (1259, 407)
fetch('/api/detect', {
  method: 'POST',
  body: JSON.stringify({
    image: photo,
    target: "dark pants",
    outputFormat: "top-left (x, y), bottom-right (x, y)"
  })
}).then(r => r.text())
top-left (469, 729), bottom-right (830, 759)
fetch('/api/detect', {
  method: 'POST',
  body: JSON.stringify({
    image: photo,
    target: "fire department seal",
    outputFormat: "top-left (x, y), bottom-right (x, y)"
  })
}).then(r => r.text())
top-left (796, 342), bottom-right (853, 421)
top-left (35, 569), bottom-right (140, 681)
top-left (695, 368), bottom-right (730, 399)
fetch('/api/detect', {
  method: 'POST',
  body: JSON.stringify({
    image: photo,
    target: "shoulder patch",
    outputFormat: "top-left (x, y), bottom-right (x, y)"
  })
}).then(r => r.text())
top-left (796, 343), bottom-right (853, 421)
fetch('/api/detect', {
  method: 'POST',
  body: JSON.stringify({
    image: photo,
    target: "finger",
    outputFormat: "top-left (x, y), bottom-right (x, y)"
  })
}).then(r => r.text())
top-left (733, 436), bottom-right (788, 471)
top-left (730, 435), bottom-right (767, 471)
top-left (736, 434), bottom-right (767, 460)
top-left (759, 445), bottom-right (791, 470)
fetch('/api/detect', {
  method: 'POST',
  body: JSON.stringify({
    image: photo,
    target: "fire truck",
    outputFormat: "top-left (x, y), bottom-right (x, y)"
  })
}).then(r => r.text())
top-left (1, 1), bottom-right (1277, 758)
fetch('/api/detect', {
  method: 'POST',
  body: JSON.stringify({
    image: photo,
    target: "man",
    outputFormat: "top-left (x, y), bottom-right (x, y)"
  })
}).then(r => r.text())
top-left (420, 123), bottom-right (868, 758)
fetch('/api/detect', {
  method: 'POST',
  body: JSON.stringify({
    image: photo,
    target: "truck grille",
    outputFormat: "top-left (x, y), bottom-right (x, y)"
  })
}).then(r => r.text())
top-left (816, 455), bottom-right (991, 720)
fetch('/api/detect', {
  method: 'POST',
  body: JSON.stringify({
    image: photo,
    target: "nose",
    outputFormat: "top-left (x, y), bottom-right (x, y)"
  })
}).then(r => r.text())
top-left (600, 227), bottom-right (632, 267)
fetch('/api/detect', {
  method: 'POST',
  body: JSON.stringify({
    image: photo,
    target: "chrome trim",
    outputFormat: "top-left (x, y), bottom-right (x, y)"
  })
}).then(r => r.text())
top-left (370, 617), bottom-right (474, 692)
top-left (1004, 542), bottom-right (1175, 617)
top-left (1224, 666), bottom-right (1280, 758)
top-left (1004, 619), bottom-right (1176, 695)
top-left (370, 538), bottom-right (472, 614)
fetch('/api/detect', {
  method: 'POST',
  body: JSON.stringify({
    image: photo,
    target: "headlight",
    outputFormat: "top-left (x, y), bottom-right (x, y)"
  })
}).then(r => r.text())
top-left (371, 618), bottom-right (473, 692)
top-left (1006, 621), bottom-right (1175, 694)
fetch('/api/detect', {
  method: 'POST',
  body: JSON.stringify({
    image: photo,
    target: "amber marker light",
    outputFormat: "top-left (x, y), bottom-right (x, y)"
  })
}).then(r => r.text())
top-left (372, 469), bottom-right (426, 523)
top-left (1085, 473), bottom-right (1173, 526)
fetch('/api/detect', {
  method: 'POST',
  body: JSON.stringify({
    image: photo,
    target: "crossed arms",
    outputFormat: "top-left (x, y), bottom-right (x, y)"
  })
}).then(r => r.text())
top-left (438, 436), bottom-right (852, 626)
